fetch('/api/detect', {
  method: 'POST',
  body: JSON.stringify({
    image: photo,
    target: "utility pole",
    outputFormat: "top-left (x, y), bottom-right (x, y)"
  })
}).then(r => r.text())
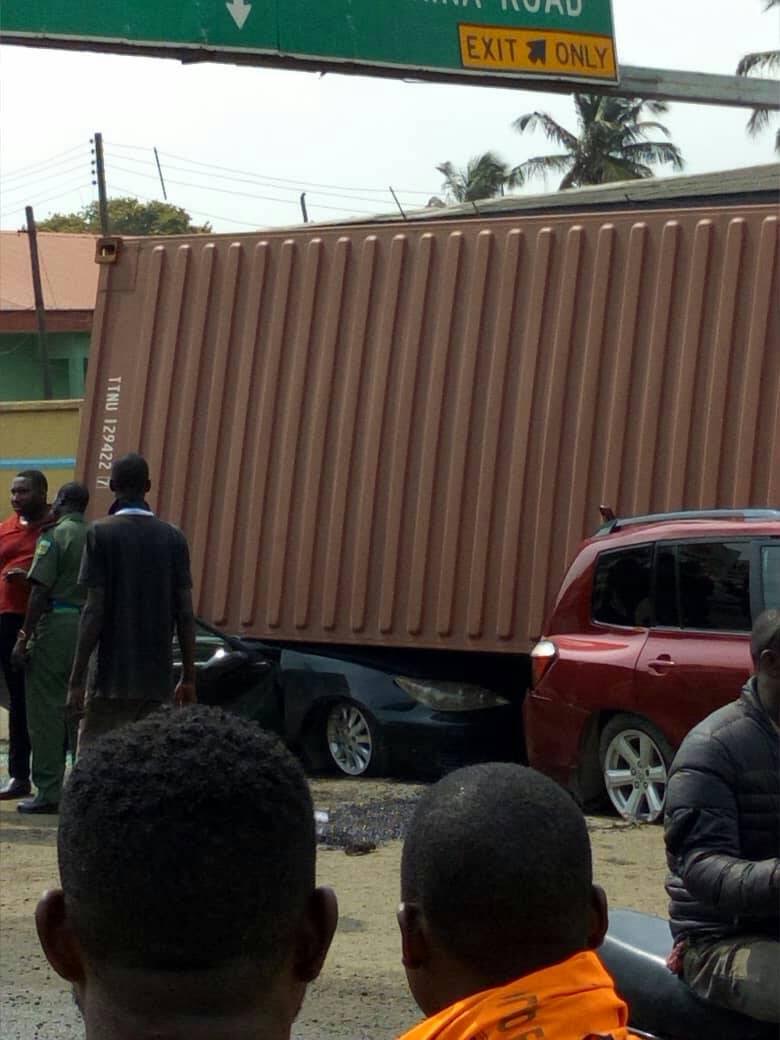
top-left (92, 132), bottom-right (110, 235)
top-left (24, 206), bottom-right (53, 400)
top-left (154, 146), bottom-right (168, 200)
top-left (389, 187), bottom-right (407, 221)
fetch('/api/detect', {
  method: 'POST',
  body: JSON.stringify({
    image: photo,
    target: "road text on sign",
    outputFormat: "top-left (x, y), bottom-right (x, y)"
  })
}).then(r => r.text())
top-left (459, 26), bottom-right (617, 81)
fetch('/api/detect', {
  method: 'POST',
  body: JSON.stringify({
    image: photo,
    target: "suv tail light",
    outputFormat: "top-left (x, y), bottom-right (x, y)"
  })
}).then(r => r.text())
top-left (531, 639), bottom-right (558, 687)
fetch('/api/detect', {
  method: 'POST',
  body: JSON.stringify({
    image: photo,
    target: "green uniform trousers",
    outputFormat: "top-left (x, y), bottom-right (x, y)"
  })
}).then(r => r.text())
top-left (683, 934), bottom-right (780, 1023)
top-left (26, 611), bottom-right (79, 805)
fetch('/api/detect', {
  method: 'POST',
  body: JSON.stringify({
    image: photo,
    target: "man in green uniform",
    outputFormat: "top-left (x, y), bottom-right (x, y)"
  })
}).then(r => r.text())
top-left (11, 483), bottom-right (90, 814)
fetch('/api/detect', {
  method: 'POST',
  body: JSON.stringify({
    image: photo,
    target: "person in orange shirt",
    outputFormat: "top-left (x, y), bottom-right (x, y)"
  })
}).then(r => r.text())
top-left (0, 471), bottom-right (53, 799)
top-left (396, 763), bottom-right (641, 1040)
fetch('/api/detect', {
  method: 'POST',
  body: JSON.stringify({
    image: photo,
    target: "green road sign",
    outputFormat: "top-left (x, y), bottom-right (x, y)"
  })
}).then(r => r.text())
top-left (1, 1), bottom-right (618, 85)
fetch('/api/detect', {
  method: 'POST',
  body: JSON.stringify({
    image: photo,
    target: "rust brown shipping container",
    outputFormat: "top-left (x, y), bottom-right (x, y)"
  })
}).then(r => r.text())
top-left (77, 173), bottom-right (780, 652)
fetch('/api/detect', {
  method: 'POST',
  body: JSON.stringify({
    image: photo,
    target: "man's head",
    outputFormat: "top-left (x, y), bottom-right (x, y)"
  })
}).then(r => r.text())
top-left (36, 707), bottom-right (337, 1039)
top-left (398, 763), bottom-right (606, 1016)
top-left (11, 470), bottom-right (48, 520)
top-left (52, 482), bottom-right (90, 520)
top-left (752, 608), bottom-right (780, 713)
top-left (109, 453), bottom-right (150, 500)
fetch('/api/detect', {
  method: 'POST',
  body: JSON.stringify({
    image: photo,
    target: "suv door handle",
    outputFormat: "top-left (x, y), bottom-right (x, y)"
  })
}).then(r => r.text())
top-left (648, 654), bottom-right (675, 674)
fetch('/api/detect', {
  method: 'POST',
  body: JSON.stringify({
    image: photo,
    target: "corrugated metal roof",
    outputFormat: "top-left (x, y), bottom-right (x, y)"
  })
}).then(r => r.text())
top-left (254, 163), bottom-right (780, 234)
top-left (379, 162), bottom-right (780, 224)
top-left (0, 231), bottom-right (99, 311)
top-left (111, 165), bottom-right (780, 242)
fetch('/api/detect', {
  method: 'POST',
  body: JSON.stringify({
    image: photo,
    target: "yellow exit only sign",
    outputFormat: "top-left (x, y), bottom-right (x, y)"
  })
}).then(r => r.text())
top-left (459, 25), bottom-right (617, 82)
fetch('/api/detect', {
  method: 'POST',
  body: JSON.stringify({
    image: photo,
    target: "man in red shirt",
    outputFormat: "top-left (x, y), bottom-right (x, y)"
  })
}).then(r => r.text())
top-left (0, 471), bottom-right (53, 799)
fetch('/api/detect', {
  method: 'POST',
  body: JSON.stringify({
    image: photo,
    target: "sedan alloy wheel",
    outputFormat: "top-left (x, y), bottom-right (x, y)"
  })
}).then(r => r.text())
top-left (325, 702), bottom-right (376, 777)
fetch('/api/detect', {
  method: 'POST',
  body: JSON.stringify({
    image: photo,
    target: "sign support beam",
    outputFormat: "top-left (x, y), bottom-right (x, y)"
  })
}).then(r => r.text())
top-left (606, 65), bottom-right (780, 110)
top-left (0, 40), bottom-right (777, 111)
top-left (179, 57), bottom-right (780, 111)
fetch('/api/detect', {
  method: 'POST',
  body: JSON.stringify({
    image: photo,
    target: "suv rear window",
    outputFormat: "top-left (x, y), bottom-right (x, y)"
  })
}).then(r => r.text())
top-left (592, 546), bottom-right (653, 627)
top-left (677, 542), bottom-right (751, 631)
top-left (592, 540), bottom-right (756, 631)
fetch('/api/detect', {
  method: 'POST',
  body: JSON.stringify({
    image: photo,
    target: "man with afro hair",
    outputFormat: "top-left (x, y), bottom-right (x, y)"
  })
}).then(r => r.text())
top-left (35, 706), bottom-right (338, 1039)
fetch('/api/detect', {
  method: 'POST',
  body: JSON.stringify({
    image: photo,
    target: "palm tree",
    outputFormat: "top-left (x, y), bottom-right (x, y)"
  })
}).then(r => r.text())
top-left (510, 94), bottom-right (684, 190)
top-left (736, 0), bottom-right (780, 153)
top-left (436, 151), bottom-right (517, 204)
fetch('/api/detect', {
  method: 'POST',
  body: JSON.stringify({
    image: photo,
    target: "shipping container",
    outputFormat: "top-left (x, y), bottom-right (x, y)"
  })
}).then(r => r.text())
top-left (77, 168), bottom-right (780, 654)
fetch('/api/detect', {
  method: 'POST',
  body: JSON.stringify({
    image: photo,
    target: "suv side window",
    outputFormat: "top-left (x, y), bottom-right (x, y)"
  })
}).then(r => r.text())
top-left (762, 545), bottom-right (780, 610)
top-left (592, 546), bottom-right (653, 627)
top-left (653, 544), bottom-right (679, 627)
top-left (677, 541), bottom-right (751, 632)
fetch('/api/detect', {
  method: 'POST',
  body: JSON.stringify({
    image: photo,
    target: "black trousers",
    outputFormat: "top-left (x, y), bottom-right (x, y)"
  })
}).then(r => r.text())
top-left (0, 612), bottom-right (31, 782)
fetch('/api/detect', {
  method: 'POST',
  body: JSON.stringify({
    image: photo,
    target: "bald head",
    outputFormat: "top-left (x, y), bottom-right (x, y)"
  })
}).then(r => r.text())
top-left (751, 608), bottom-right (780, 665)
top-left (752, 609), bottom-right (780, 723)
top-left (401, 764), bottom-right (595, 981)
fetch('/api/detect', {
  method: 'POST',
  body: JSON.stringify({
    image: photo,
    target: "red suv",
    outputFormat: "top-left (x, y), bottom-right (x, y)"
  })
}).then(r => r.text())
top-left (523, 509), bottom-right (780, 822)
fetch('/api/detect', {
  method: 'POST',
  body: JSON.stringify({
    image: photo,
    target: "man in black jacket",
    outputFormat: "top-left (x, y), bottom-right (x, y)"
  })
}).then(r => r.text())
top-left (664, 608), bottom-right (780, 1024)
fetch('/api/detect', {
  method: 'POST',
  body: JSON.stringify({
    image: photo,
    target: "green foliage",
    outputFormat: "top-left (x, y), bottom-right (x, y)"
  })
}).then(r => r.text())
top-left (736, 0), bottom-right (780, 153)
top-left (436, 151), bottom-right (518, 204)
top-left (38, 197), bottom-right (212, 235)
top-left (511, 94), bottom-right (684, 190)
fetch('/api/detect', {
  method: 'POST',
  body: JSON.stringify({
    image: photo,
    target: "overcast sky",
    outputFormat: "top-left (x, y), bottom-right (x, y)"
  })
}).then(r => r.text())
top-left (1, 0), bottom-right (777, 232)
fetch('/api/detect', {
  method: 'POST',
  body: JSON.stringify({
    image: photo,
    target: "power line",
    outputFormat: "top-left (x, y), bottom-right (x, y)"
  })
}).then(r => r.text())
top-left (103, 151), bottom-right (156, 168)
top-left (107, 184), bottom-right (266, 230)
top-left (2, 141), bottom-right (440, 232)
top-left (1, 144), bottom-right (88, 183)
top-left (107, 151), bottom-right (424, 205)
top-left (0, 141), bottom-right (417, 229)
top-left (160, 148), bottom-right (440, 198)
top-left (105, 164), bottom-right (381, 215)
top-left (1, 161), bottom-right (92, 197)
top-left (0, 182), bottom-right (94, 221)
top-left (105, 155), bottom-right (401, 209)
top-left (106, 139), bottom-right (439, 197)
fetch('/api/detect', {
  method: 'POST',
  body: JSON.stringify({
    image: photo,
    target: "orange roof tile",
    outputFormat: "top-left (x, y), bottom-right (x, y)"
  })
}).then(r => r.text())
top-left (0, 231), bottom-right (99, 311)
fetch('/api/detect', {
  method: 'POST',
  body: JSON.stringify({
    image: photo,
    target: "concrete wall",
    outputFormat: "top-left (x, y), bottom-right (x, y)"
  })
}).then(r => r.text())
top-left (0, 399), bottom-right (82, 503)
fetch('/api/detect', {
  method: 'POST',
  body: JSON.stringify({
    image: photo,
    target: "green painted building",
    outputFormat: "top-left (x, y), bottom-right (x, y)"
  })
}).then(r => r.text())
top-left (0, 230), bottom-right (97, 402)
top-left (0, 330), bottom-right (89, 401)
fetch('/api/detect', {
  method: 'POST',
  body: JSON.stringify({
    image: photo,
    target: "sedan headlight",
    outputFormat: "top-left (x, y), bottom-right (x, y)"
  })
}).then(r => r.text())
top-left (394, 677), bottom-right (509, 712)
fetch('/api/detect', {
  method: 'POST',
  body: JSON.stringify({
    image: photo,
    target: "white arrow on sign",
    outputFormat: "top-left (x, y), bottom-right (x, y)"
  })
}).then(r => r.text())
top-left (226, 0), bottom-right (252, 29)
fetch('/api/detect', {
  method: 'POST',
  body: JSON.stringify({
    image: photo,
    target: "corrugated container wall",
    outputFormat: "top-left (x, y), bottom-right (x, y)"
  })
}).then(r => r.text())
top-left (78, 204), bottom-right (780, 651)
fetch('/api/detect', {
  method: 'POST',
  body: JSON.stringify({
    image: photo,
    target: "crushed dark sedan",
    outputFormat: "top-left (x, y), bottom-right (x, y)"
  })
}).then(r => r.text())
top-left (179, 620), bottom-right (525, 778)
